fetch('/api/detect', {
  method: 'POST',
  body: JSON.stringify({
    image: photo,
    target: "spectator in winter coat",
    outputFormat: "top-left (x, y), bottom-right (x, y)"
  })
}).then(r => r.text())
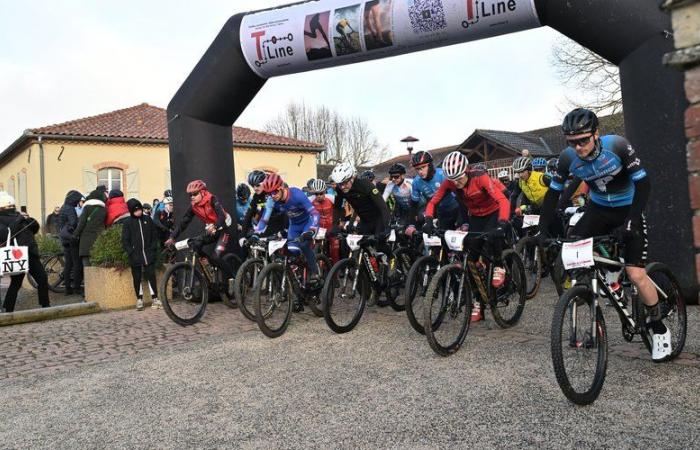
top-left (45, 206), bottom-right (61, 235)
top-left (105, 189), bottom-right (130, 227)
top-left (122, 199), bottom-right (160, 311)
top-left (58, 190), bottom-right (84, 295)
top-left (73, 188), bottom-right (107, 267)
top-left (0, 192), bottom-right (50, 312)
top-left (153, 196), bottom-right (174, 245)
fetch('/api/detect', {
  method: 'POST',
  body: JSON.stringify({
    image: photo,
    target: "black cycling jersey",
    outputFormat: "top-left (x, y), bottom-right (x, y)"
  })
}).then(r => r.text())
top-left (333, 178), bottom-right (391, 234)
top-left (242, 192), bottom-right (286, 235)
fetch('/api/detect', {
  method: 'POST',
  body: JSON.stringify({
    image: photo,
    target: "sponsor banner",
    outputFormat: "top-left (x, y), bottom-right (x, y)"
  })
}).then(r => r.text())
top-left (240, 0), bottom-right (540, 78)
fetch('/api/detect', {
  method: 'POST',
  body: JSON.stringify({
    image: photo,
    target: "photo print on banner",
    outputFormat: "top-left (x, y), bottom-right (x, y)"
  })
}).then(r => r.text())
top-left (333, 4), bottom-right (363, 56)
top-left (304, 11), bottom-right (333, 60)
top-left (364, 0), bottom-right (394, 50)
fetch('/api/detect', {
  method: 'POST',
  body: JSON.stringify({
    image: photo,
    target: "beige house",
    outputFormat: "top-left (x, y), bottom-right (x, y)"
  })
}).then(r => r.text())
top-left (0, 103), bottom-right (324, 226)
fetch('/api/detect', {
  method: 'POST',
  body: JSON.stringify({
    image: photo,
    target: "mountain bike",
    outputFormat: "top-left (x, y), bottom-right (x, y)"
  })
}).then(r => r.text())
top-left (424, 230), bottom-right (526, 356)
top-left (159, 235), bottom-right (239, 326)
top-left (27, 252), bottom-right (66, 293)
top-left (550, 235), bottom-right (686, 405)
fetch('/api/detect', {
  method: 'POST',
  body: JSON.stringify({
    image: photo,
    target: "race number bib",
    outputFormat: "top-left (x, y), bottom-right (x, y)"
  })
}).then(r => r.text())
top-left (444, 230), bottom-right (468, 252)
top-left (522, 215), bottom-right (540, 228)
top-left (422, 233), bottom-right (442, 247)
top-left (569, 212), bottom-right (584, 227)
top-left (269, 239), bottom-right (287, 255)
top-left (315, 227), bottom-right (327, 240)
top-left (561, 238), bottom-right (594, 270)
top-left (346, 234), bottom-right (363, 251)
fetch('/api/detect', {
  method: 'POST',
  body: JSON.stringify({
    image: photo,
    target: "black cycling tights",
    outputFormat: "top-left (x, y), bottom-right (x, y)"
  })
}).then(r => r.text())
top-left (131, 264), bottom-right (158, 300)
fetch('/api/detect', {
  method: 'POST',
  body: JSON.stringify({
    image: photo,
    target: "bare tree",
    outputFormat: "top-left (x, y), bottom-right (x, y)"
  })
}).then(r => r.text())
top-left (551, 36), bottom-right (622, 115)
top-left (264, 102), bottom-right (388, 167)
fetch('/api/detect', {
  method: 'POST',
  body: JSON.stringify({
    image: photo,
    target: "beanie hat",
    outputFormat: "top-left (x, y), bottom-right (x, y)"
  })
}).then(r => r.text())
top-left (109, 189), bottom-right (124, 199)
top-left (126, 198), bottom-right (143, 215)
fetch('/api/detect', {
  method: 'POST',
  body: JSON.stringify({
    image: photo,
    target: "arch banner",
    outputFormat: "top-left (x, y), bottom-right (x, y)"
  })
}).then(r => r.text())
top-left (240, 0), bottom-right (540, 78)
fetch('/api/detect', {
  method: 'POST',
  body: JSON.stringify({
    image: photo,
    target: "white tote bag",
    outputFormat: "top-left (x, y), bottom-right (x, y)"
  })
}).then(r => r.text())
top-left (0, 231), bottom-right (29, 276)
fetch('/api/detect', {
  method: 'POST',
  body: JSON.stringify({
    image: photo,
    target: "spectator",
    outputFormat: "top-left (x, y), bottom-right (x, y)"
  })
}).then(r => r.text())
top-left (122, 199), bottom-right (160, 311)
top-left (142, 203), bottom-right (152, 217)
top-left (521, 149), bottom-right (531, 158)
top-left (105, 189), bottom-right (130, 227)
top-left (58, 190), bottom-right (84, 296)
top-left (75, 195), bottom-right (86, 217)
top-left (0, 192), bottom-right (50, 313)
top-left (73, 188), bottom-right (107, 268)
top-left (45, 206), bottom-right (61, 235)
top-left (153, 196), bottom-right (174, 245)
top-left (152, 189), bottom-right (172, 219)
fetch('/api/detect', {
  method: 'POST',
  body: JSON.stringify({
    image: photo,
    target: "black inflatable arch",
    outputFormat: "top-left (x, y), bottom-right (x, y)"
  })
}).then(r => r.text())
top-left (167, 0), bottom-right (696, 298)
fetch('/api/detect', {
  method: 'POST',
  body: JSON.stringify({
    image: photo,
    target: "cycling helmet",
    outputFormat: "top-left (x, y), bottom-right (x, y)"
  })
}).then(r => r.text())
top-left (410, 151), bottom-right (433, 167)
top-left (388, 163), bottom-right (407, 175)
top-left (186, 179), bottom-right (207, 193)
top-left (163, 189), bottom-right (173, 198)
top-left (546, 158), bottom-right (558, 173)
top-left (512, 156), bottom-right (533, 173)
top-left (359, 169), bottom-right (375, 182)
top-left (306, 178), bottom-right (316, 189)
top-left (330, 162), bottom-right (356, 184)
top-left (260, 173), bottom-right (283, 193)
top-left (247, 170), bottom-right (267, 187)
top-left (236, 183), bottom-right (251, 201)
top-left (532, 157), bottom-right (547, 170)
top-left (309, 179), bottom-right (326, 194)
top-left (442, 151), bottom-right (469, 180)
top-left (164, 196), bottom-right (173, 204)
top-left (562, 108), bottom-right (599, 136)
top-left (497, 170), bottom-right (509, 180)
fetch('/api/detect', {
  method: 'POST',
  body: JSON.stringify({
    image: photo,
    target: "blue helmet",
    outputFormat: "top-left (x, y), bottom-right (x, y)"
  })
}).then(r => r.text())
top-left (532, 157), bottom-right (547, 170)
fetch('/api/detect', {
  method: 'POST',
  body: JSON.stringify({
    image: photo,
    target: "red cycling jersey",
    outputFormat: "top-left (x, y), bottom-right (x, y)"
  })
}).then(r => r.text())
top-left (426, 171), bottom-right (510, 221)
top-left (312, 196), bottom-right (334, 230)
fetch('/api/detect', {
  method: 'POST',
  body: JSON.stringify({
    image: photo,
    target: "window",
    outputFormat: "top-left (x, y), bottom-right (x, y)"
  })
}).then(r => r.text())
top-left (98, 168), bottom-right (123, 191)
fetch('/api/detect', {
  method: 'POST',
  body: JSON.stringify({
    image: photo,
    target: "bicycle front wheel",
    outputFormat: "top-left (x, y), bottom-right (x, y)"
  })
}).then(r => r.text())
top-left (490, 250), bottom-right (527, 328)
top-left (405, 255), bottom-right (439, 335)
top-left (515, 236), bottom-right (542, 300)
top-left (254, 263), bottom-right (293, 338)
top-left (424, 264), bottom-right (472, 357)
top-left (550, 285), bottom-right (608, 405)
top-left (321, 258), bottom-right (369, 334)
top-left (386, 248), bottom-right (414, 312)
top-left (45, 255), bottom-right (66, 293)
top-left (160, 262), bottom-right (209, 326)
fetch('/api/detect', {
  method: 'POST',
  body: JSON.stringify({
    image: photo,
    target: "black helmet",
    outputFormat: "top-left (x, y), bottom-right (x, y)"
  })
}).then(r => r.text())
top-left (359, 169), bottom-right (375, 181)
top-left (411, 151), bottom-right (433, 167)
top-left (163, 189), bottom-right (173, 198)
top-left (562, 108), bottom-right (599, 136)
top-left (236, 183), bottom-right (251, 201)
top-left (247, 170), bottom-right (266, 186)
top-left (306, 178), bottom-right (316, 188)
top-left (388, 163), bottom-right (407, 175)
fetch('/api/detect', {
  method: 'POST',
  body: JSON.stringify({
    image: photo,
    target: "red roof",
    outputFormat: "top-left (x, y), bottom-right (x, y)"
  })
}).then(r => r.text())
top-left (29, 103), bottom-right (324, 150)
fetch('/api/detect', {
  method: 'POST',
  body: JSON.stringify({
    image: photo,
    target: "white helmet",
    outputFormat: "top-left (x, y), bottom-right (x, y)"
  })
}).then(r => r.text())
top-left (498, 170), bottom-right (509, 179)
top-left (442, 151), bottom-right (469, 180)
top-left (330, 162), bottom-right (356, 184)
top-left (164, 196), bottom-right (173, 204)
top-left (512, 156), bottom-right (532, 173)
top-left (310, 179), bottom-right (326, 194)
top-left (0, 191), bottom-right (15, 209)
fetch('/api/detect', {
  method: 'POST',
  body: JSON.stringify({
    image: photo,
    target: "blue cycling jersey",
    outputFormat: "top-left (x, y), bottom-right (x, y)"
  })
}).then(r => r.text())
top-left (383, 179), bottom-right (413, 213)
top-left (550, 135), bottom-right (647, 208)
top-left (256, 187), bottom-right (319, 233)
top-left (236, 199), bottom-right (250, 222)
top-left (411, 168), bottom-right (459, 213)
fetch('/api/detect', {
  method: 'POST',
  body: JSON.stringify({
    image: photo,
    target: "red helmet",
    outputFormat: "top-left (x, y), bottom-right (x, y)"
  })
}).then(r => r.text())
top-left (260, 173), bottom-right (283, 193)
top-left (186, 179), bottom-right (207, 193)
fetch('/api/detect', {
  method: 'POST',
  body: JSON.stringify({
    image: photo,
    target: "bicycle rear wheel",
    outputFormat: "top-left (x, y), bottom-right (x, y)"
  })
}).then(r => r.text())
top-left (550, 285), bottom-right (608, 405)
top-left (160, 262), bottom-right (209, 326)
top-left (424, 264), bottom-right (472, 357)
top-left (321, 258), bottom-right (369, 334)
top-left (515, 237), bottom-right (542, 300)
top-left (490, 250), bottom-right (527, 328)
top-left (386, 249), bottom-right (413, 312)
top-left (45, 255), bottom-right (66, 293)
top-left (405, 255), bottom-right (438, 335)
top-left (254, 263), bottom-right (293, 338)
top-left (306, 255), bottom-right (331, 318)
top-left (234, 258), bottom-right (264, 322)
top-left (641, 262), bottom-right (686, 361)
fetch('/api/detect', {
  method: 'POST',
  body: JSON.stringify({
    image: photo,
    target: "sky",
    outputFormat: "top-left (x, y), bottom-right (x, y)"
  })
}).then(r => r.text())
top-left (0, 0), bottom-right (573, 160)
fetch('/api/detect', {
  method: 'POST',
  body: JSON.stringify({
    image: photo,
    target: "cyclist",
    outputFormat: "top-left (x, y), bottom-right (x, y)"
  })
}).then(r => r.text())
top-left (423, 152), bottom-right (511, 322)
top-left (309, 179), bottom-right (333, 230)
top-left (330, 162), bottom-right (391, 240)
top-left (242, 170), bottom-right (286, 237)
top-left (382, 163), bottom-right (413, 225)
top-left (510, 156), bottom-right (560, 234)
top-left (236, 183), bottom-right (251, 225)
top-left (532, 157), bottom-right (547, 173)
top-left (537, 108), bottom-right (669, 361)
top-left (165, 180), bottom-right (235, 283)
top-left (406, 151), bottom-right (460, 236)
top-left (255, 174), bottom-right (320, 310)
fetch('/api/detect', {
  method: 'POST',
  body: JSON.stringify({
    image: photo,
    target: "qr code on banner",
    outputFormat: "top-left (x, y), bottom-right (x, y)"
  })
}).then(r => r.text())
top-left (407, 0), bottom-right (447, 33)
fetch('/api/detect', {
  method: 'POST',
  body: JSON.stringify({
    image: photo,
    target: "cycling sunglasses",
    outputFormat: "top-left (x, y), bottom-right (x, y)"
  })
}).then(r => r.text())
top-left (566, 135), bottom-right (594, 148)
top-left (188, 191), bottom-right (200, 197)
top-left (390, 174), bottom-right (402, 179)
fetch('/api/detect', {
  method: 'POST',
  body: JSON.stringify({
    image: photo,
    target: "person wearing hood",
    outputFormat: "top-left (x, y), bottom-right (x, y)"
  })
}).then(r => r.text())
top-left (58, 189), bottom-right (84, 295)
top-left (73, 188), bottom-right (107, 267)
top-left (122, 199), bottom-right (160, 311)
top-left (105, 189), bottom-right (130, 227)
top-left (0, 192), bottom-right (50, 312)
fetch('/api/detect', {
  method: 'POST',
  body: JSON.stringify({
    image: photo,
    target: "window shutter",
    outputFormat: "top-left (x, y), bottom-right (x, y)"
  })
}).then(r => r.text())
top-left (127, 169), bottom-right (139, 200)
top-left (83, 168), bottom-right (97, 194)
top-left (18, 172), bottom-right (27, 207)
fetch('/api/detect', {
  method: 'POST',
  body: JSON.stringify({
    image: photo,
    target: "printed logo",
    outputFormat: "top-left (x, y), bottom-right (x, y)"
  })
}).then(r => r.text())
top-left (627, 145), bottom-right (635, 155)
top-left (627, 158), bottom-right (640, 169)
top-left (250, 30), bottom-right (295, 67)
top-left (462, 0), bottom-right (518, 29)
top-left (372, 188), bottom-right (379, 195)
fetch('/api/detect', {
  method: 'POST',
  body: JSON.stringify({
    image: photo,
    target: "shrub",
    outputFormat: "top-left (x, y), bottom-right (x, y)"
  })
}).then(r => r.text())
top-left (90, 225), bottom-right (130, 270)
top-left (36, 234), bottom-right (62, 255)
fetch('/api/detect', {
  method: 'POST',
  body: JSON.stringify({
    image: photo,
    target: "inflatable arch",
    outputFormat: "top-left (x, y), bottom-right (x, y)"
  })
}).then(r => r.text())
top-left (167, 0), bottom-right (696, 298)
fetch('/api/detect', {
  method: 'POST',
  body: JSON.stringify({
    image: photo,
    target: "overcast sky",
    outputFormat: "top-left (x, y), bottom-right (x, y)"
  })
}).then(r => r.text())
top-left (0, 0), bottom-right (574, 159)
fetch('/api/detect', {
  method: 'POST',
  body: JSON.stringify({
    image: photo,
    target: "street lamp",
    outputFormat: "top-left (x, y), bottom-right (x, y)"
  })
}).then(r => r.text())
top-left (400, 136), bottom-right (419, 155)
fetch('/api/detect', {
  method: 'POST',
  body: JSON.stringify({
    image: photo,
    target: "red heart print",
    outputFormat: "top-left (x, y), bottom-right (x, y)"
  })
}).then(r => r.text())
top-left (12, 248), bottom-right (23, 259)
